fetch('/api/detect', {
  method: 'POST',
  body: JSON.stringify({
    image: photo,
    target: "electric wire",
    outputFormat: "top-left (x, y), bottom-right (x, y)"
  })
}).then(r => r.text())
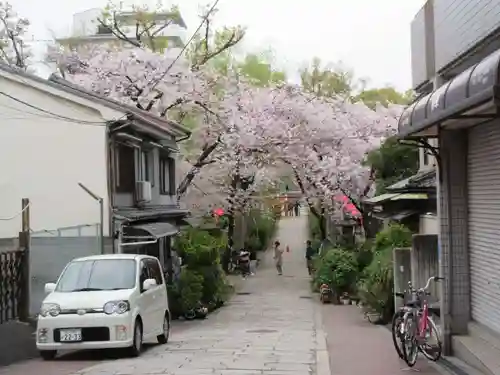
top-left (149, 0), bottom-right (221, 90)
top-left (0, 202), bottom-right (31, 221)
top-left (0, 91), bottom-right (126, 126)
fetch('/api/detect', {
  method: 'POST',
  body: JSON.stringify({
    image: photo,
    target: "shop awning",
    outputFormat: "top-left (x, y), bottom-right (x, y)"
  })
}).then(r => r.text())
top-left (391, 193), bottom-right (428, 201)
top-left (398, 48), bottom-right (500, 139)
top-left (374, 210), bottom-right (419, 221)
top-left (131, 222), bottom-right (179, 238)
top-left (364, 192), bottom-right (428, 204)
top-left (364, 193), bottom-right (400, 204)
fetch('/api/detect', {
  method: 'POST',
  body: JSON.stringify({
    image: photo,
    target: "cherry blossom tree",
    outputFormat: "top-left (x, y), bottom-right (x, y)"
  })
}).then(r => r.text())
top-left (245, 84), bottom-right (404, 239)
top-left (0, 2), bottom-right (30, 69)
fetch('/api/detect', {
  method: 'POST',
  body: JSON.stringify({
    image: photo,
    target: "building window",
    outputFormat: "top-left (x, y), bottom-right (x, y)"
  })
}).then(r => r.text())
top-left (423, 149), bottom-right (429, 166)
top-left (139, 150), bottom-right (151, 182)
top-left (159, 156), bottom-right (176, 195)
top-left (115, 144), bottom-right (135, 193)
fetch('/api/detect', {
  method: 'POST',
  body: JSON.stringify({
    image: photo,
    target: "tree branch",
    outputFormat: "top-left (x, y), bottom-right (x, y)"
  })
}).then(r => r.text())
top-left (97, 16), bottom-right (142, 48)
top-left (176, 135), bottom-right (222, 199)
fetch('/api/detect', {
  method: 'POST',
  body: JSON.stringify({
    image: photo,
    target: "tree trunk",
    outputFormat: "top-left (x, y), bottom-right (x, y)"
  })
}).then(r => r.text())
top-left (176, 139), bottom-right (220, 201)
top-left (223, 173), bottom-right (239, 272)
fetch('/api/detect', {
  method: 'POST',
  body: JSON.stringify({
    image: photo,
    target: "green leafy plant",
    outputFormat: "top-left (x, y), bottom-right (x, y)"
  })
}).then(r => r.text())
top-left (177, 268), bottom-right (204, 312)
top-left (357, 223), bottom-right (412, 323)
top-left (312, 247), bottom-right (358, 297)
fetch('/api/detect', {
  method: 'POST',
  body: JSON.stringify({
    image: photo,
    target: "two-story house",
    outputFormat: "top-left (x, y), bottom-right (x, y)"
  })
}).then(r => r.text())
top-left (398, 0), bottom-right (500, 372)
top-left (0, 63), bottom-right (191, 314)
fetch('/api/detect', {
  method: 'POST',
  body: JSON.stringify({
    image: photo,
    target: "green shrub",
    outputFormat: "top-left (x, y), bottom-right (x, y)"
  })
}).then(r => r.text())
top-left (171, 227), bottom-right (230, 316)
top-left (373, 223), bottom-right (412, 252)
top-left (312, 247), bottom-right (358, 296)
top-left (357, 224), bottom-right (412, 323)
top-left (177, 268), bottom-right (204, 311)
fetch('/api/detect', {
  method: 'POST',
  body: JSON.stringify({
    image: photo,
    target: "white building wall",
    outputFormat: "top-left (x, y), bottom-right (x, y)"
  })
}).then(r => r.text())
top-left (72, 8), bottom-right (102, 36)
top-left (419, 138), bottom-right (438, 170)
top-left (68, 8), bottom-right (187, 44)
top-left (0, 73), bottom-right (118, 238)
top-left (419, 214), bottom-right (439, 234)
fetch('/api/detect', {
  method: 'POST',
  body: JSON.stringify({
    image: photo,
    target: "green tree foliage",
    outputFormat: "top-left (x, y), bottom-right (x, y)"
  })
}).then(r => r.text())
top-left (354, 87), bottom-right (414, 109)
top-left (300, 57), bottom-right (353, 97)
top-left (364, 137), bottom-right (419, 194)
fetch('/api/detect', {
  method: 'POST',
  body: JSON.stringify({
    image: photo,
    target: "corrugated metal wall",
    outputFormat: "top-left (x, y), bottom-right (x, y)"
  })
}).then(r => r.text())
top-left (468, 121), bottom-right (500, 334)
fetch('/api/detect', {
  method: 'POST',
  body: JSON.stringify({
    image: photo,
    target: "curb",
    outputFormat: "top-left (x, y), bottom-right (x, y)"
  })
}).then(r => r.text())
top-left (314, 304), bottom-right (332, 375)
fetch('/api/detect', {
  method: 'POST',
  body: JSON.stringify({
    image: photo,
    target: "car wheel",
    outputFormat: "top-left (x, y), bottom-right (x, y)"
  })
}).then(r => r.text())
top-left (40, 350), bottom-right (57, 361)
top-left (157, 313), bottom-right (170, 344)
top-left (129, 319), bottom-right (143, 357)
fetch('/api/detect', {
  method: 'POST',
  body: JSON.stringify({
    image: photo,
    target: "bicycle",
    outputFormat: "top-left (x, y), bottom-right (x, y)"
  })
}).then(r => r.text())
top-left (392, 287), bottom-right (413, 360)
top-left (401, 276), bottom-right (444, 367)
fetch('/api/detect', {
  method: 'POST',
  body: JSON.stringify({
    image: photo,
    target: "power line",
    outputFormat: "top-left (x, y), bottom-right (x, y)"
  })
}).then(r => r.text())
top-left (0, 91), bottom-right (119, 126)
top-left (0, 202), bottom-right (31, 221)
top-left (149, 0), bottom-right (221, 90)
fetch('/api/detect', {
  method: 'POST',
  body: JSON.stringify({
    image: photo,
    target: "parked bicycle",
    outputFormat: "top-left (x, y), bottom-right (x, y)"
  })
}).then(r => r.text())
top-left (400, 276), bottom-right (444, 367)
top-left (391, 288), bottom-right (411, 360)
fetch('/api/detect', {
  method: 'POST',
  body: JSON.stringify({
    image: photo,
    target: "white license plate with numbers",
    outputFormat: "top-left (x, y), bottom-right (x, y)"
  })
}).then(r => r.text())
top-left (60, 329), bottom-right (82, 342)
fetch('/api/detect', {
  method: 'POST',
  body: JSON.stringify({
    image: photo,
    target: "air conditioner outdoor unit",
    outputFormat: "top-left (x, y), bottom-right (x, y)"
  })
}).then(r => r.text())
top-left (136, 181), bottom-right (152, 203)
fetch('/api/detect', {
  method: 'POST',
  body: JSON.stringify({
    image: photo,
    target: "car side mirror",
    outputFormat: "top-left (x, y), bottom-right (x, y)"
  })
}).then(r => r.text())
top-left (45, 283), bottom-right (56, 294)
top-left (142, 278), bottom-right (157, 291)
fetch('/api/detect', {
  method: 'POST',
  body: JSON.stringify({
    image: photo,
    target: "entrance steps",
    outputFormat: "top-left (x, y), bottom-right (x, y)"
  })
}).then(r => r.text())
top-left (452, 322), bottom-right (500, 375)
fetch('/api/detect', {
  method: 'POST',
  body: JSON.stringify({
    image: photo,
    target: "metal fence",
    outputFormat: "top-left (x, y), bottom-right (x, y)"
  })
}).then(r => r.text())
top-left (0, 248), bottom-right (25, 324)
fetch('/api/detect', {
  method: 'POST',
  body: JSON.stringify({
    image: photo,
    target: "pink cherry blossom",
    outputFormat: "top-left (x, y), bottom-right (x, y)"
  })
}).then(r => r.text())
top-left (53, 45), bottom-right (403, 219)
top-left (0, 2), bottom-right (31, 68)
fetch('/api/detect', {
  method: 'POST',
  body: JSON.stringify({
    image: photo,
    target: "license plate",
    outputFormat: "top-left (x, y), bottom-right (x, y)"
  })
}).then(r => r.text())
top-left (60, 329), bottom-right (82, 342)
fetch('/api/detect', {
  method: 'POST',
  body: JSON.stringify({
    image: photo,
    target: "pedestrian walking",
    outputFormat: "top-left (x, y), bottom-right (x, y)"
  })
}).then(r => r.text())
top-left (249, 247), bottom-right (257, 275)
top-left (294, 201), bottom-right (300, 216)
top-left (273, 240), bottom-right (284, 275)
top-left (305, 240), bottom-right (315, 275)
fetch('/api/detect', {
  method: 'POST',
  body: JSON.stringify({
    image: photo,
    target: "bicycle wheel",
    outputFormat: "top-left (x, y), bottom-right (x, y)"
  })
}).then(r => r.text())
top-left (419, 316), bottom-right (442, 361)
top-left (402, 313), bottom-right (419, 367)
top-left (391, 309), bottom-right (405, 359)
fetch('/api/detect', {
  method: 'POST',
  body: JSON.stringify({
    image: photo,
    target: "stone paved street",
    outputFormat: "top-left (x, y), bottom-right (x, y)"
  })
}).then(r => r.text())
top-left (65, 214), bottom-right (329, 375)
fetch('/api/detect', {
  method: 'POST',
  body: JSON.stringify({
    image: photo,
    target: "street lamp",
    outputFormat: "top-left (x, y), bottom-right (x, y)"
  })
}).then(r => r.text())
top-left (78, 182), bottom-right (105, 255)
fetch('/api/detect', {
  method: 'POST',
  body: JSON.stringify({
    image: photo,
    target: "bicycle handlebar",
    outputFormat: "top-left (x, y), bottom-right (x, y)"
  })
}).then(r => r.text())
top-left (404, 276), bottom-right (444, 295)
top-left (418, 276), bottom-right (444, 292)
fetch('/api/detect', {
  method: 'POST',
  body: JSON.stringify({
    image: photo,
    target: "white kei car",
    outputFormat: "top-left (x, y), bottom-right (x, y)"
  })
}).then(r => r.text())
top-left (36, 254), bottom-right (171, 360)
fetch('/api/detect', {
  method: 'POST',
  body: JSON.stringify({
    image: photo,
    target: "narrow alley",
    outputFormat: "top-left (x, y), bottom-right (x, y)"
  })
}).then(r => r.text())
top-left (1, 215), bottom-right (445, 375)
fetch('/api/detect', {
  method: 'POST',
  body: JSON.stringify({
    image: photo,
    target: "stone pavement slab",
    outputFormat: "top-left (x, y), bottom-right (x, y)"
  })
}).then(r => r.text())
top-left (66, 215), bottom-right (330, 375)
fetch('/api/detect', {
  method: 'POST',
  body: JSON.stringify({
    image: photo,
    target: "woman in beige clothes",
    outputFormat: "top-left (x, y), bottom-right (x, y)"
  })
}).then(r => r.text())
top-left (273, 240), bottom-right (284, 275)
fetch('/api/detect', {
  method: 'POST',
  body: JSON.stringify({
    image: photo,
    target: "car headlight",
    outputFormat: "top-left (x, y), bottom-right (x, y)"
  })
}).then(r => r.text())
top-left (40, 303), bottom-right (61, 317)
top-left (103, 300), bottom-right (130, 315)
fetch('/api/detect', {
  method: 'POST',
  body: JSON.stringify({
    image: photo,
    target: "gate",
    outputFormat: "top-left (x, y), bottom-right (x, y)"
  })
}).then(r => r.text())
top-left (0, 249), bottom-right (25, 323)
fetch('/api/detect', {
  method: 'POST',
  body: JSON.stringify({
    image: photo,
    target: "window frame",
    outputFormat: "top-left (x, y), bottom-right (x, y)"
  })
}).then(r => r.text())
top-left (115, 143), bottom-right (136, 193)
top-left (159, 156), bottom-right (175, 196)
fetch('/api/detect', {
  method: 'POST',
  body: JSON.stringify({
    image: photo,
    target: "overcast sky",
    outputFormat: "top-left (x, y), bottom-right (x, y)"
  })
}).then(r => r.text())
top-left (16, 0), bottom-right (426, 91)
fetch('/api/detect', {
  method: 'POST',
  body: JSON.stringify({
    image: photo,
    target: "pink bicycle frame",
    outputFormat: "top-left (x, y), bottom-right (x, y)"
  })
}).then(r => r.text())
top-left (417, 298), bottom-right (429, 338)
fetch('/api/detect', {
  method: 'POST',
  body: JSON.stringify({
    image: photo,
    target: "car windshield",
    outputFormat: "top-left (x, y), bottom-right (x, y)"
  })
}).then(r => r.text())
top-left (55, 259), bottom-right (136, 292)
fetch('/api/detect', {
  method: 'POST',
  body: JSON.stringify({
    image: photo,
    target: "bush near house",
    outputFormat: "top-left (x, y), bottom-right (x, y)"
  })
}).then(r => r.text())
top-left (311, 247), bottom-right (358, 301)
top-left (356, 223), bottom-right (412, 323)
top-left (169, 227), bottom-right (231, 318)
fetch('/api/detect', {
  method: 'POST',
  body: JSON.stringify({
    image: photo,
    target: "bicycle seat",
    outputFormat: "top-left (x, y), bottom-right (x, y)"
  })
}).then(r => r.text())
top-left (405, 299), bottom-right (421, 308)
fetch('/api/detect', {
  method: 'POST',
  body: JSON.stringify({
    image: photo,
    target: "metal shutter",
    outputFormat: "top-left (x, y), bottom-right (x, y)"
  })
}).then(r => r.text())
top-left (468, 121), bottom-right (500, 334)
